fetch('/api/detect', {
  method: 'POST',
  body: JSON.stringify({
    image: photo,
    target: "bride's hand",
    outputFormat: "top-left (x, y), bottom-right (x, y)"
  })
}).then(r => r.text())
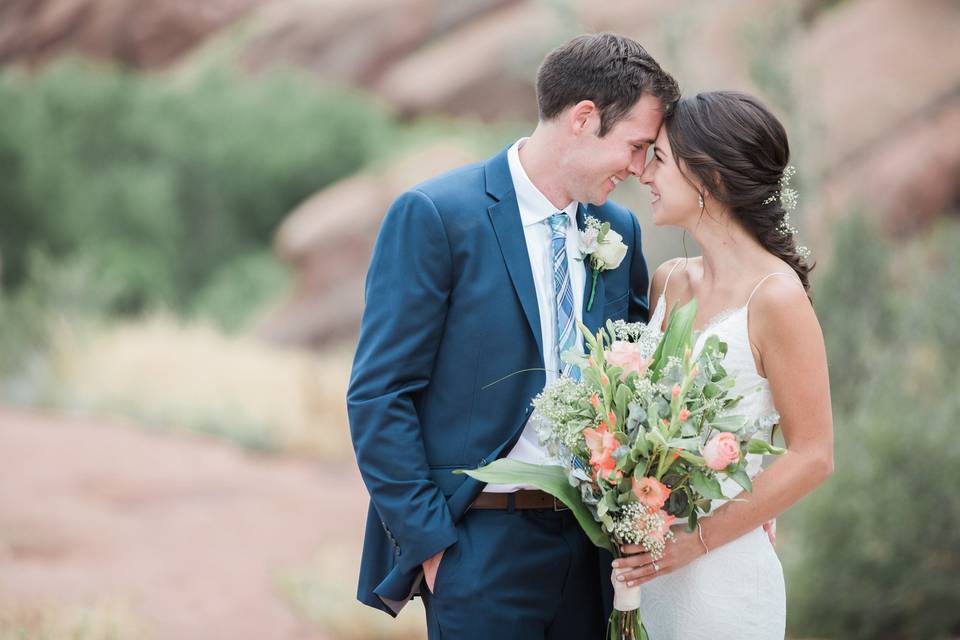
top-left (612, 527), bottom-right (707, 587)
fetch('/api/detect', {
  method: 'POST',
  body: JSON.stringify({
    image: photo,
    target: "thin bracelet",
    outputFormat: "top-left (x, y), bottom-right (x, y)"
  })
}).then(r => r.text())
top-left (697, 522), bottom-right (710, 554)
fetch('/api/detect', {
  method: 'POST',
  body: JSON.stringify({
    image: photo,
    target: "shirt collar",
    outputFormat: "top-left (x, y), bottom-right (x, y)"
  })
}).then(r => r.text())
top-left (507, 138), bottom-right (580, 229)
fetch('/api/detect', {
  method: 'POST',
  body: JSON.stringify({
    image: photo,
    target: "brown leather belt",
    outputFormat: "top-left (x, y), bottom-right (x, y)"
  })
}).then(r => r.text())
top-left (471, 489), bottom-right (570, 511)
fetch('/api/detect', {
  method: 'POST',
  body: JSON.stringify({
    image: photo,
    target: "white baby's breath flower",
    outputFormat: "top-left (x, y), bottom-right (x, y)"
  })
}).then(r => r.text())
top-left (579, 227), bottom-right (599, 255)
top-left (611, 501), bottom-right (677, 559)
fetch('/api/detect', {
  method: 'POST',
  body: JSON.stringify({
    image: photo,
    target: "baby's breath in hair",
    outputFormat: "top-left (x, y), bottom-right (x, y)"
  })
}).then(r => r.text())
top-left (763, 165), bottom-right (798, 212)
top-left (762, 165), bottom-right (811, 260)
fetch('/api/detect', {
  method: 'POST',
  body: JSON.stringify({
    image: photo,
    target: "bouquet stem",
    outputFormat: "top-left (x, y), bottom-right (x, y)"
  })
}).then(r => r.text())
top-left (607, 610), bottom-right (649, 640)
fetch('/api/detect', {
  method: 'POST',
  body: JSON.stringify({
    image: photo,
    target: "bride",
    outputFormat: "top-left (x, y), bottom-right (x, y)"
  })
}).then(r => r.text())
top-left (614, 91), bottom-right (835, 639)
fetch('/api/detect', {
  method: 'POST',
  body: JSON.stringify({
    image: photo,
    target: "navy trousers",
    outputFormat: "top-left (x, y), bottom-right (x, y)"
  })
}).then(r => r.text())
top-left (420, 506), bottom-right (608, 639)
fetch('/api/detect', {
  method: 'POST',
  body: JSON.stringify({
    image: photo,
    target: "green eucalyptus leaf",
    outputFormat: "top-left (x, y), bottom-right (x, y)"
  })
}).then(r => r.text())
top-left (667, 436), bottom-right (702, 451)
top-left (727, 467), bottom-right (753, 493)
top-left (690, 469), bottom-right (726, 500)
top-left (709, 415), bottom-right (751, 433)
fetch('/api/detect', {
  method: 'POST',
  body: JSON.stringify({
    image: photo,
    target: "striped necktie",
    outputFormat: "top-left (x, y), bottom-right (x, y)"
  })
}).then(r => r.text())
top-left (548, 213), bottom-right (580, 381)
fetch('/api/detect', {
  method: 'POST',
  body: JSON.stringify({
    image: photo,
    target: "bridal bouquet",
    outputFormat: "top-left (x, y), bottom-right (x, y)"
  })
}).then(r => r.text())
top-left (459, 301), bottom-right (785, 640)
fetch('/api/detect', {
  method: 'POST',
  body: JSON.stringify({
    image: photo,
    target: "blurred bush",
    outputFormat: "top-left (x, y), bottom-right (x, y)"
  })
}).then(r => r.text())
top-left (0, 59), bottom-right (390, 317)
top-left (783, 214), bottom-right (960, 640)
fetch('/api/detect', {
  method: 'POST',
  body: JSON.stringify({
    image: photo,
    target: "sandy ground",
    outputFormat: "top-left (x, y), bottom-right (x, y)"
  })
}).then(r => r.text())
top-left (0, 406), bottom-right (376, 639)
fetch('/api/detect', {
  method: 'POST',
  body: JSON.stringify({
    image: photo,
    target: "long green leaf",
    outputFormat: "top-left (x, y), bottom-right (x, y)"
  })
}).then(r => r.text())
top-left (455, 460), bottom-right (614, 552)
top-left (651, 299), bottom-right (698, 381)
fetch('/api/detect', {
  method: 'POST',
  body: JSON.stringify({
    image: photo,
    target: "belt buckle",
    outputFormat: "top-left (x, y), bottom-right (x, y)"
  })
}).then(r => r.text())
top-left (552, 496), bottom-right (570, 512)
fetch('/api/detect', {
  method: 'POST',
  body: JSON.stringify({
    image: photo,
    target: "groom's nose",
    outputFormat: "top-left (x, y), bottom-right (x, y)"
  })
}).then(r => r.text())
top-left (638, 162), bottom-right (654, 184)
top-left (628, 154), bottom-right (646, 177)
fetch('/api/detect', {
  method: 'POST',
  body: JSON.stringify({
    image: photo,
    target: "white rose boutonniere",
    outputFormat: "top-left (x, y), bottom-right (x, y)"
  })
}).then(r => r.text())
top-left (578, 216), bottom-right (628, 311)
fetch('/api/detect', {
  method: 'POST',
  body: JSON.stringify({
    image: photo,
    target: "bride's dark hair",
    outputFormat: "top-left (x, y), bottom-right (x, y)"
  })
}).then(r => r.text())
top-left (665, 91), bottom-right (814, 294)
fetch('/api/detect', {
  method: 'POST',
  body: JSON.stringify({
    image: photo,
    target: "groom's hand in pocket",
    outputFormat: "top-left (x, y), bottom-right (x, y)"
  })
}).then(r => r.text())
top-left (423, 549), bottom-right (445, 593)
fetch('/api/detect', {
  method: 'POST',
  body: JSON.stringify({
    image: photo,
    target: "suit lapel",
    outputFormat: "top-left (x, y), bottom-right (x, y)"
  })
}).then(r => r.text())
top-left (485, 150), bottom-right (545, 364)
top-left (577, 203), bottom-right (606, 336)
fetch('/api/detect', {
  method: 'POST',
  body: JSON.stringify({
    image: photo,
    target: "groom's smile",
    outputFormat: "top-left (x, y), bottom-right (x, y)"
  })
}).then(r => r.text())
top-left (573, 94), bottom-right (664, 206)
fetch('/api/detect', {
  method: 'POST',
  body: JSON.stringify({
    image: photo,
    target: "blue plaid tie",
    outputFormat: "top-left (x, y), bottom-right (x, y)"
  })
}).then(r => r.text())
top-left (548, 213), bottom-right (580, 381)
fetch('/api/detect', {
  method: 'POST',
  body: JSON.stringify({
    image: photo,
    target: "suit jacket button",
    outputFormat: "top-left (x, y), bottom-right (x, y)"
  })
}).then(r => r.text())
top-left (479, 458), bottom-right (487, 466)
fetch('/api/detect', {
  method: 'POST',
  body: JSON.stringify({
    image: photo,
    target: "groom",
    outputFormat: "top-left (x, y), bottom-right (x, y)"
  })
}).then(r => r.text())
top-left (347, 33), bottom-right (679, 639)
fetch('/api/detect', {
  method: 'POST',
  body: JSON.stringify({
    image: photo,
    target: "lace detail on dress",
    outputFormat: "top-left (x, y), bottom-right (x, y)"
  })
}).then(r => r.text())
top-left (695, 306), bottom-right (744, 337)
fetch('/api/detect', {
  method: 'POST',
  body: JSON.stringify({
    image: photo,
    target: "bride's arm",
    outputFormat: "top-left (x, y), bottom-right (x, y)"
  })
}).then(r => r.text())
top-left (615, 276), bottom-right (834, 585)
top-left (697, 277), bottom-right (834, 551)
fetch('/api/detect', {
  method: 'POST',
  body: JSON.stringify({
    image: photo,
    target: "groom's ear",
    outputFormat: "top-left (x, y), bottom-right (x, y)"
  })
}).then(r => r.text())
top-left (569, 100), bottom-right (598, 135)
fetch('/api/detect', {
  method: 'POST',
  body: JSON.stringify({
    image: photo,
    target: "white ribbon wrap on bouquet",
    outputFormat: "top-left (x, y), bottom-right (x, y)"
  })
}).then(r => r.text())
top-left (611, 568), bottom-right (642, 612)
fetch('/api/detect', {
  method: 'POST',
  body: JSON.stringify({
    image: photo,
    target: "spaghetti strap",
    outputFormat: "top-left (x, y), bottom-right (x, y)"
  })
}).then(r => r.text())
top-left (662, 259), bottom-right (684, 295)
top-left (745, 272), bottom-right (794, 308)
top-left (649, 260), bottom-right (686, 331)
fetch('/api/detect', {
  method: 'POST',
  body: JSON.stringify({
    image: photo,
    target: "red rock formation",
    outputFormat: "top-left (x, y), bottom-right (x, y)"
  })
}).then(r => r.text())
top-left (792, 0), bottom-right (960, 242)
top-left (239, 0), bottom-right (524, 88)
top-left (258, 141), bottom-right (479, 346)
top-left (0, 0), bottom-right (262, 68)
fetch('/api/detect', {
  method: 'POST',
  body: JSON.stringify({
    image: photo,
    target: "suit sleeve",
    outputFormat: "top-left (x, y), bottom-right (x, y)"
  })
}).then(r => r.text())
top-left (347, 189), bottom-right (458, 574)
top-left (627, 211), bottom-right (650, 323)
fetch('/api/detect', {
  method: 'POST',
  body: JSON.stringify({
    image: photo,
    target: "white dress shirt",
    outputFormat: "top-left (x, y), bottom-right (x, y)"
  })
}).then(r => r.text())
top-left (484, 138), bottom-right (586, 493)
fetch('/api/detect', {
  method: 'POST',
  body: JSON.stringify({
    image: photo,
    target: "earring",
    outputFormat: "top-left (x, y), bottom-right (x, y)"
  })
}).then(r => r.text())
top-left (698, 194), bottom-right (704, 209)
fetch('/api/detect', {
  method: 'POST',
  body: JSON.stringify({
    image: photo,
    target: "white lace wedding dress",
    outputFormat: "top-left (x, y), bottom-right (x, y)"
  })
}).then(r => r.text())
top-left (638, 265), bottom-right (789, 640)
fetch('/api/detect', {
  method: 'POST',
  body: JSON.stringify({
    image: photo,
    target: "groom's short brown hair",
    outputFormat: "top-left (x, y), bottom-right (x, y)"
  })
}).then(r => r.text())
top-left (536, 33), bottom-right (680, 137)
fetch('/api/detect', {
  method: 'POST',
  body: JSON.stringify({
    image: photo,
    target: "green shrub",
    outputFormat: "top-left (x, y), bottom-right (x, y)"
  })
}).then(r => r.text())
top-left (784, 215), bottom-right (960, 640)
top-left (0, 59), bottom-right (390, 315)
top-left (188, 250), bottom-right (290, 333)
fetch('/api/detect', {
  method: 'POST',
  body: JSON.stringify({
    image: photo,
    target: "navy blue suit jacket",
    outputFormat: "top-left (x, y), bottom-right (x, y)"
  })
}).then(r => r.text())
top-left (347, 146), bottom-right (650, 615)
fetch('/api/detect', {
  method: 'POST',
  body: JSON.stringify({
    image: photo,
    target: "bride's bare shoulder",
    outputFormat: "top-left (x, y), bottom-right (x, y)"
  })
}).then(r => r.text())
top-left (650, 257), bottom-right (696, 302)
top-left (749, 273), bottom-right (819, 348)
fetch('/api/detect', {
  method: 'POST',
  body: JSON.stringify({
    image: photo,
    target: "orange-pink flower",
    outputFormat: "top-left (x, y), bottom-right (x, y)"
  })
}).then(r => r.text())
top-left (632, 476), bottom-right (671, 510)
top-left (583, 422), bottom-right (620, 481)
top-left (679, 408), bottom-right (691, 422)
top-left (703, 432), bottom-right (741, 470)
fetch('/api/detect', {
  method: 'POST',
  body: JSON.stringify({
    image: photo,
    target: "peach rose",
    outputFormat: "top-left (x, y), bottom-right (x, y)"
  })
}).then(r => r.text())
top-left (703, 432), bottom-right (741, 470)
top-left (632, 476), bottom-right (671, 510)
top-left (604, 341), bottom-right (650, 380)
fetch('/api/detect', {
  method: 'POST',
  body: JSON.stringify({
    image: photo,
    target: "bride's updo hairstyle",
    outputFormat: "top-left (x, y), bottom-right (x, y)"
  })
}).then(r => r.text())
top-left (665, 91), bottom-right (813, 294)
